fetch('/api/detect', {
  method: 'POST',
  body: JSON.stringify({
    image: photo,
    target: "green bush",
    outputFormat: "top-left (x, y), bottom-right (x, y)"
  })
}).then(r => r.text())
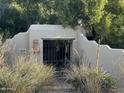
top-left (65, 62), bottom-right (115, 93)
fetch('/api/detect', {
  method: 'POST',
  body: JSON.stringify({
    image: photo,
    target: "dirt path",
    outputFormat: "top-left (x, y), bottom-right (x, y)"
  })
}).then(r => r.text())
top-left (39, 78), bottom-right (76, 93)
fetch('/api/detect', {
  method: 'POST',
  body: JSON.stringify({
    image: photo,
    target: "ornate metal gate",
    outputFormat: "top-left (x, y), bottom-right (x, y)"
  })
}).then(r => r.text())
top-left (43, 40), bottom-right (73, 69)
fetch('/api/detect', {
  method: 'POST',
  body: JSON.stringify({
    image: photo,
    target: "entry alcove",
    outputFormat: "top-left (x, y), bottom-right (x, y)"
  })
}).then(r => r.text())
top-left (42, 38), bottom-right (74, 70)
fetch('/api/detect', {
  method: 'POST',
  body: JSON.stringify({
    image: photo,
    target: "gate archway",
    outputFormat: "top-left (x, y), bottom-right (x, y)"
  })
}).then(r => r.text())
top-left (43, 39), bottom-right (74, 69)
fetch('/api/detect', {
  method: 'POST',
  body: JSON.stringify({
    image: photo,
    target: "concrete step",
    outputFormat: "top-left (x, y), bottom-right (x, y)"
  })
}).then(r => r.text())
top-left (37, 78), bottom-right (75, 93)
top-left (55, 70), bottom-right (67, 80)
top-left (109, 89), bottom-right (122, 93)
top-left (39, 86), bottom-right (75, 93)
top-left (37, 70), bottom-right (76, 93)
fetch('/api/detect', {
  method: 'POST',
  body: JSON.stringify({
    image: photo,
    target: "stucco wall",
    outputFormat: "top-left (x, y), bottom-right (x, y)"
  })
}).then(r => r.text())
top-left (28, 24), bottom-right (80, 62)
top-left (5, 25), bottom-right (83, 62)
top-left (6, 32), bottom-right (29, 55)
top-left (4, 24), bottom-right (124, 90)
top-left (28, 25), bottom-right (77, 49)
top-left (77, 33), bottom-right (124, 90)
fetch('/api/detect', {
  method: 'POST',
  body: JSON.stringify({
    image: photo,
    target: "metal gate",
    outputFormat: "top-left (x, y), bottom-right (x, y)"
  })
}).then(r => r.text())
top-left (43, 40), bottom-right (73, 69)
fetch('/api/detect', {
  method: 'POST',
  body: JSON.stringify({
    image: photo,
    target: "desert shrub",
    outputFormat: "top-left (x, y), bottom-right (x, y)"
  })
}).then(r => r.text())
top-left (0, 55), bottom-right (55, 93)
top-left (119, 63), bottom-right (124, 82)
top-left (13, 55), bottom-right (55, 92)
top-left (0, 36), bottom-right (10, 66)
top-left (0, 66), bottom-right (18, 93)
top-left (65, 62), bottom-right (115, 93)
top-left (0, 36), bottom-right (55, 93)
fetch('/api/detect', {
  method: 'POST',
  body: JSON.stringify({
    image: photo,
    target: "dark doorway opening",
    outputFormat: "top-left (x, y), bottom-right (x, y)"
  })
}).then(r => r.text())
top-left (43, 39), bottom-right (73, 70)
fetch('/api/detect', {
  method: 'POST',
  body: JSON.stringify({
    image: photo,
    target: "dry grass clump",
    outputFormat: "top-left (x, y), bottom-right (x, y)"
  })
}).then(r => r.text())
top-left (0, 37), bottom-right (10, 66)
top-left (13, 55), bottom-right (55, 93)
top-left (0, 66), bottom-right (18, 93)
top-left (65, 61), bottom-right (115, 93)
top-left (0, 55), bottom-right (55, 93)
top-left (120, 62), bottom-right (124, 72)
top-left (119, 63), bottom-right (124, 82)
top-left (0, 37), bottom-right (55, 93)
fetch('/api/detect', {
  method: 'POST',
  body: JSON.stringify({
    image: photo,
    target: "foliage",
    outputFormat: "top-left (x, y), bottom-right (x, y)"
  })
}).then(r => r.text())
top-left (119, 63), bottom-right (124, 82)
top-left (0, 0), bottom-right (59, 37)
top-left (0, 66), bottom-right (17, 93)
top-left (0, 0), bottom-right (124, 48)
top-left (0, 36), bottom-right (55, 93)
top-left (53, 0), bottom-right (124, 49)
top-left (12, 55), bottom-right (55, 93)
top-left (0, 48), bottom-right (55, 93)
top-left (0, 36), bottom-right (10, 65)
top-left (51, 0), bottom-right (83, 26)
top-left (65, 61), bottom-right (115, 93)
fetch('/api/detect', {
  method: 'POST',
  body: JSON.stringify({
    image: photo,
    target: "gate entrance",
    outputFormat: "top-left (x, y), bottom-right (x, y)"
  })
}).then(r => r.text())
top-left (43, 39), bottom-right (73, 69)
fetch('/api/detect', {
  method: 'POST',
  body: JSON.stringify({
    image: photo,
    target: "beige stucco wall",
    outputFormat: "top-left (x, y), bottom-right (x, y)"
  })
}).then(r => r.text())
top-left (77, 33), bottom-right (124, 90)
top-left (27, 24), bottom-right (83, 62)
top-left (6, 32), bottom-right (29, 55)
top-left (5, 24), bottom-right (124, 90)
top-left (6, 25), bottom-right (85, 60)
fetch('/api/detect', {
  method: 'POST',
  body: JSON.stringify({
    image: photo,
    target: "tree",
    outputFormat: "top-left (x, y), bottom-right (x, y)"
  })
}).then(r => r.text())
top-left (0, 0), bottom-right (59, 37)
top-left (0, 0), bottom-right (124, 48)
